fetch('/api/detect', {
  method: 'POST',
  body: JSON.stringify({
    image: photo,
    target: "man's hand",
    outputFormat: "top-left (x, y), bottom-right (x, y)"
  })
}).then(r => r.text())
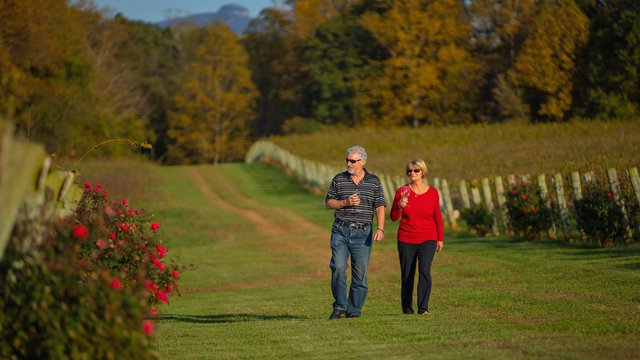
top-left (373, 228), bottom-right (384, 241)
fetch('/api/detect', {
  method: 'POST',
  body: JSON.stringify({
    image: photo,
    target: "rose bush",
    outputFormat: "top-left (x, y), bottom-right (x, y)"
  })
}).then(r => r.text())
top-left (0, 183), bottom-right (180, 358)
top-left (574, 180), bottom-right (636, 247)
top-left (505, 182), bottom-right (554, 240)
top-left (74, 182), bottom-right (180, 308)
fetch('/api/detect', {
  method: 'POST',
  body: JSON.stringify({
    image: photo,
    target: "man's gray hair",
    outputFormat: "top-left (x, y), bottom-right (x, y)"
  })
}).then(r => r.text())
top-left (347, 145), bottom-right (367, 161)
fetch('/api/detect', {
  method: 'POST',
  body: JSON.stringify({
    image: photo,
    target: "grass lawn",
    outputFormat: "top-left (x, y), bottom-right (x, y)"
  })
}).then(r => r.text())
top-left (82, 161), bottom-right (640, 359)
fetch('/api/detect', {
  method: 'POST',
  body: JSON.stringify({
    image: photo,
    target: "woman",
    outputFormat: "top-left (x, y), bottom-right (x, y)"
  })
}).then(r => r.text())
top-left (390, 159), bottom-right (444, 315)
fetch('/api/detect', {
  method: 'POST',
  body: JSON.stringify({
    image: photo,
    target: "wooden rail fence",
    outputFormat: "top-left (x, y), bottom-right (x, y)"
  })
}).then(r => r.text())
top-left (246, 140), bottom-right (639, 241)
top-left (0, 122), bottom-right (82, 261)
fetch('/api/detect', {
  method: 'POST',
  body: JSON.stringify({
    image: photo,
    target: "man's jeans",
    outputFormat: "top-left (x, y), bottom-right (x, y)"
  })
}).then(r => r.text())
top-left (330, 221), bottom-right (373, 316)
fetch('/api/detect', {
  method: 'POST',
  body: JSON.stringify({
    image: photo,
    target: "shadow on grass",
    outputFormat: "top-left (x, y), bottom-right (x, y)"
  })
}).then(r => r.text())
top-left (157, 313), bottom-right (307, 324)
top-left (451, 233), bottom-right (640, 270)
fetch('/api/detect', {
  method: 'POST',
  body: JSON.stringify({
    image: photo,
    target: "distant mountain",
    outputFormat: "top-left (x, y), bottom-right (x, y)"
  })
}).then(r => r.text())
top-left (156, 4), bottom-right (252, 34)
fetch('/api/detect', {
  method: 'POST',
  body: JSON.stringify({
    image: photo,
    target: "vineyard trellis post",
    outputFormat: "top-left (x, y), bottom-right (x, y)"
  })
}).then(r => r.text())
top-left (494, 176), bottom-right (511, 235)
top-left (553, 173), bottom-right (571, 241)
top-left (607, 168), bottom-right (633, 243)
top-left (482, 178), bottom-right (499, 236)
top-left (441, 179), bottom-right (457, 231)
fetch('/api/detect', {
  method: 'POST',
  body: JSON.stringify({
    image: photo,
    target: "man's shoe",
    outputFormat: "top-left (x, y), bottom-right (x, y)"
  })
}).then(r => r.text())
top-left (329, 309), bottom-right (346, 320)
top-left (403, 308), bottom-right (415, 315)
top-left (346, 313), bottom-right (361, 318)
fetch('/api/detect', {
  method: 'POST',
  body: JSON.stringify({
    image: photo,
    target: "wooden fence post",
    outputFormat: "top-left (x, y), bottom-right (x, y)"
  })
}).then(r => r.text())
top-left (470, 180), bottom-right (482, 206)
top-left (441, 179), bottom-right (458, 231)
top-left (571, 172), bottom-right (583, 201)
top-left (553, 173), bottom-right (571, 241)
top-left (459, 180), bottom-right (471, 209)
top-left (537, 174), bottom-right (557, 239)
top-left (433, 177), bottom-right (450, 227)
top-left (629, 167), bottom-right (640, 203)
top-left (482, 178), bottom-right (499, 236)
top-left (607, 168), bottom-right (633, 243)
top-left (494, 176), bottom-right (511, 235)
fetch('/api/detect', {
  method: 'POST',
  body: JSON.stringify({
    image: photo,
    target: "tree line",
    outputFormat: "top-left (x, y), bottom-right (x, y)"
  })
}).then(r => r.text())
top-left (1, 0), bottom-right (638, 164)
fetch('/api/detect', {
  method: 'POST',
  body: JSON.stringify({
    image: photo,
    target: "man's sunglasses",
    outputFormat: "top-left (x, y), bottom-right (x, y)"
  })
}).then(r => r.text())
top-left (407, 169), bottom-right (421, 174)
top-left (346, 159), bottom-right (362, 164)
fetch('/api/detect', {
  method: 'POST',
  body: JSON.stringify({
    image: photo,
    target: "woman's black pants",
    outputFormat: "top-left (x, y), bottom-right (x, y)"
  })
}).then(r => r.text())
top-left (397, 240), bottom-right (437, 314)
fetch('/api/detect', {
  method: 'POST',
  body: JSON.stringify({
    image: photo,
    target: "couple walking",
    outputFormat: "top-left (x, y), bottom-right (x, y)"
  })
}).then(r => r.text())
top-left (325, 145), bottom-right (444, 320)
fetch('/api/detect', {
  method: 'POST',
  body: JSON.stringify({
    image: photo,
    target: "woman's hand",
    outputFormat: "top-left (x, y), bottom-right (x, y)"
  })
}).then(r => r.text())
top-left (398, 196), bottom-right (408, 209)
top-left (436, 241), bottom-right (443, 252)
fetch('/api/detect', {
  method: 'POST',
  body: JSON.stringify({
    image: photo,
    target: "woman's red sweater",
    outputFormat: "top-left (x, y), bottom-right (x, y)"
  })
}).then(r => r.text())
top-left (390, 186), bottom-right (444, 244)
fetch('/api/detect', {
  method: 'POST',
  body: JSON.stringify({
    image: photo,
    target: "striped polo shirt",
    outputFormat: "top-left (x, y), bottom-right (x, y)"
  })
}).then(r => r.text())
top-left (326, 170), bottom-right (386, 224)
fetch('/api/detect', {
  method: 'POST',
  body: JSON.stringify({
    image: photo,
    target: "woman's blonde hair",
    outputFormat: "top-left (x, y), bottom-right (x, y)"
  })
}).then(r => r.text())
top-left (406, 158), bottom-right (428, 178)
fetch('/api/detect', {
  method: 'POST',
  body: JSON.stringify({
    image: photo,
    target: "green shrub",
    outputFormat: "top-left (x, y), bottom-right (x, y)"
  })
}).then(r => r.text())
top-left (505, 182), bottom-right (554, 240)
top-left (0, 201), bottom-right (157, 358)
top-left (460, 204), bottom-right (494, 237)
top-left (0, 183), bottom-right (180, 358)
top-left (574, 180), bottom-right (634, 247)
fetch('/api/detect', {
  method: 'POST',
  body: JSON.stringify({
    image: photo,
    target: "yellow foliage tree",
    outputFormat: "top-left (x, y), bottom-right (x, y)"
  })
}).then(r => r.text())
top-left (291, 0), bottom-right (355, 38)
top-left (359, 0), bottom-right (481, 127)
top-left (509, 0), bottom-right (589, 120)
top-left (167, 24), bottom-right (257, 164)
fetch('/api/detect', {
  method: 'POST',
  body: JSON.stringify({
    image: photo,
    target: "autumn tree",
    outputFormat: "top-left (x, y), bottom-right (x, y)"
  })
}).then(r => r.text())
top-left (243, 8), bottom-right (312, 136)
top-left (290, 0), bottom-right (356, 38)
top-left (359, 0), bottom-right (482, 127)
top-left (167, 24), bottom-right (257, 164)
top-left (83, 14), bottom-right (182, 159)
top-left (304, 13), bottom-right (386, 125)
top-left (509, 0), bottom-right (589, 121)
top-left (577, 0), bottom-right (640, 118)
top-left (0, 0), bottom-right (103, 154)
top-left (469, 0), bottom-right (536, 121)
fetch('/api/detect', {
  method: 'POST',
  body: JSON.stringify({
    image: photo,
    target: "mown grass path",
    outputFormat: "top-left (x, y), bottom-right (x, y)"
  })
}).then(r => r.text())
top-left (85, 162), bottom-right (640, 359)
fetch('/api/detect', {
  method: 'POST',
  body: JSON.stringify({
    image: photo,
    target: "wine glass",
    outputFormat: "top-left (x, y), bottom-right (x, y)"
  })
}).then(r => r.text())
top-left (399, 185), bottom-right (410, 207)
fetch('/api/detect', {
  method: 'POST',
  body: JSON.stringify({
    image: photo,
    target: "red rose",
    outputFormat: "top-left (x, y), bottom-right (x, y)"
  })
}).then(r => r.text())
top-left (73, 224), bottom-right (89, 239)
top-left (122, 199), bottom-right (129, 207)
top-left (173, 271), bottom-right (179, 279)
top-left (151, 222), bottom-right (160, 231)
top-left (153, 258), bottom-right (166, 271)
top-left (145, 280), bottom-right (158, 293)
top-left (157, 291), bottom-right (169, 303)
top-left (110, 279), bottom-right (122, 291)
top-left (143, 320), bottom-right (155, 335)
top-left (156, 245), bottom-right (168, 258)
top-left (84, 182), bottom-right (91, 188)
top-left (96, 239), bottom-right (106, 249)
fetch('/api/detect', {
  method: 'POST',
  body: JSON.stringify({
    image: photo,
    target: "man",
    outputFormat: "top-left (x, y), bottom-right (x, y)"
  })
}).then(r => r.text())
top-left (325, 145), bottom-right (386, 320)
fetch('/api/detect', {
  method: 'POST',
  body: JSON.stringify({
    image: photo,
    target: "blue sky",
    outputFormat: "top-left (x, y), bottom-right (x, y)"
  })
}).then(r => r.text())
top-left (90, 0), bottom-right (281, 23)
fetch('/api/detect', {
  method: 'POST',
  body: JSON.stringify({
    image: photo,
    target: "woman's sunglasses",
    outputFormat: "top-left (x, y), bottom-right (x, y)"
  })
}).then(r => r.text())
top-left (407, 169), bottom-right (421, 174)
